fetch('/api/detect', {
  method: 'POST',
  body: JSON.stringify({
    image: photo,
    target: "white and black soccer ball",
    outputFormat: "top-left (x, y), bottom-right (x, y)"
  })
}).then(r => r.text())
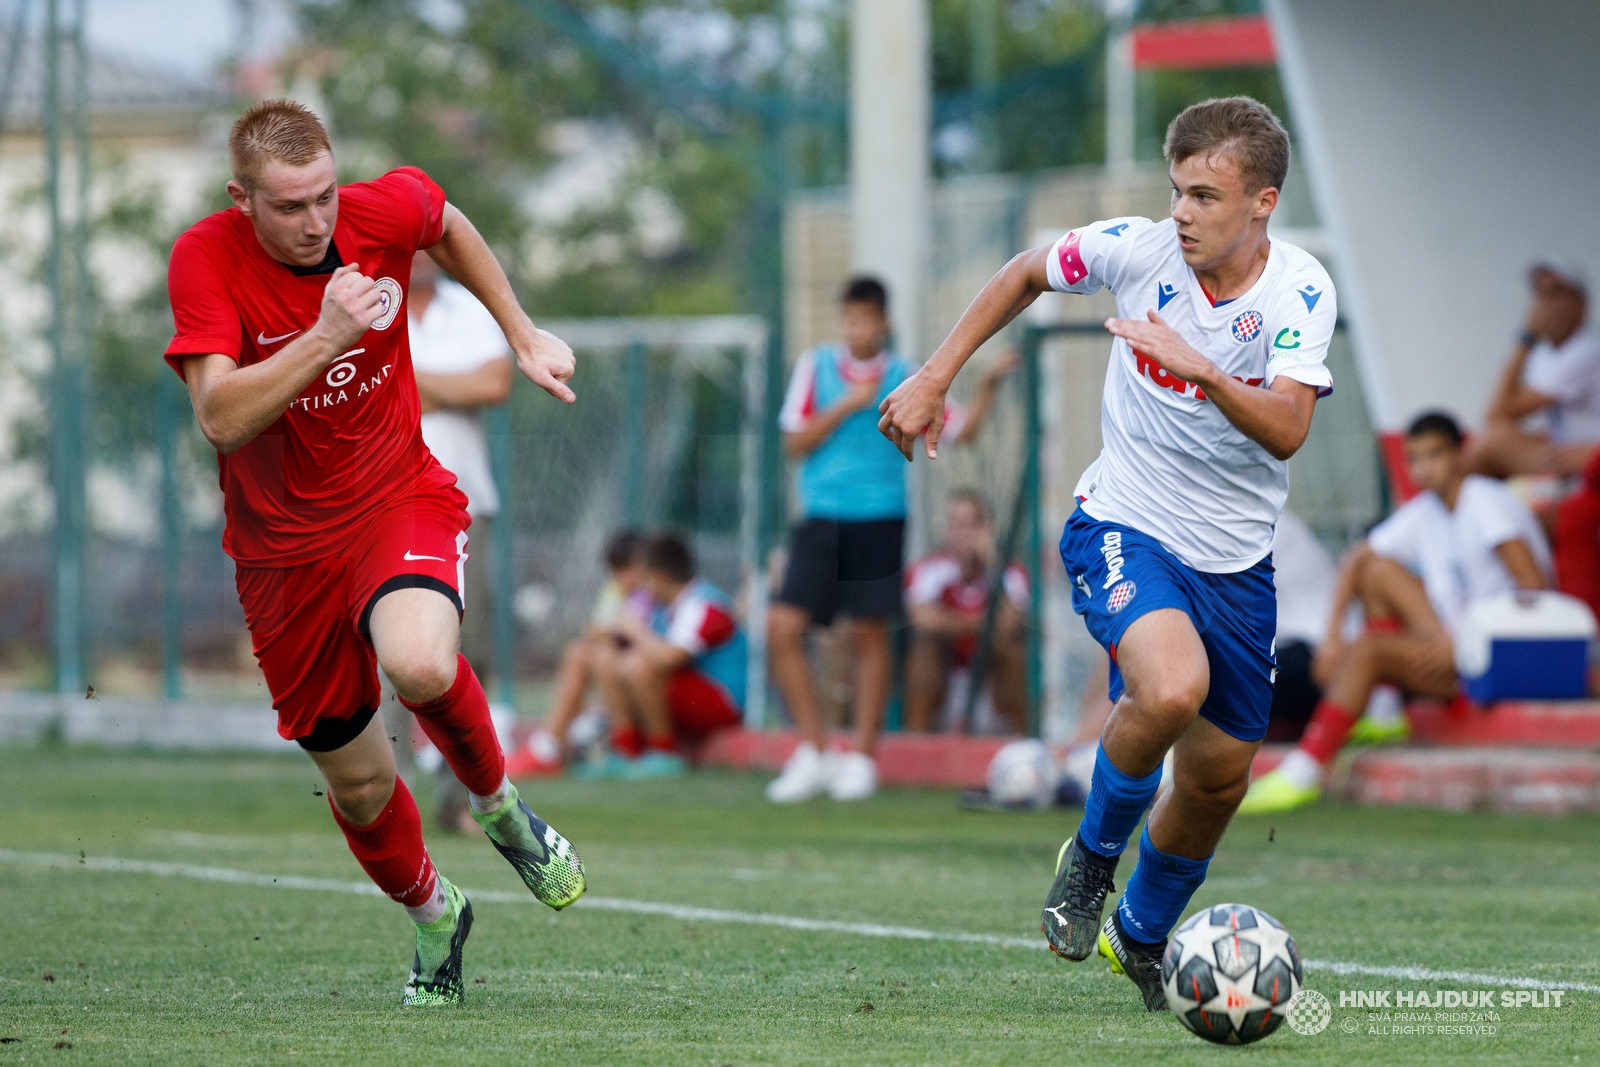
top-left (984, 739), bottom-right (1059, 808)
top-left (1162, 902), bottom-right (1302, 1045)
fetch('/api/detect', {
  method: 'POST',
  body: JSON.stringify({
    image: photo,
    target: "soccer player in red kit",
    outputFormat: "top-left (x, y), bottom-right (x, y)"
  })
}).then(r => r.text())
top-left (164, 100), bottom-right (585, 1006)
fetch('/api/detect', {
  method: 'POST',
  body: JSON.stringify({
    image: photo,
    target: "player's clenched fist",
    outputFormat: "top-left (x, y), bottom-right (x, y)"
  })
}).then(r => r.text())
top-left (877, 368), bottom-right (946, 461)
top-left (316, 262), bottom-right (384, 350)
top-left (515, 326), bottom-right (578, 404)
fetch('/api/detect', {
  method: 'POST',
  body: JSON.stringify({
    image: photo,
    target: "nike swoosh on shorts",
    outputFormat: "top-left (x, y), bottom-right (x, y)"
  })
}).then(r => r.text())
top-left (257, 329), bottom-right (300, 345)
top-left (404, 551), bottom-right (447, 562)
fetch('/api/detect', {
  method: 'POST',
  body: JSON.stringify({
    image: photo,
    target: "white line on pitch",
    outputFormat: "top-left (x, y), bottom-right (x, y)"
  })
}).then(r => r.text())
top-left (3, 848), bottom-right (1595, 993)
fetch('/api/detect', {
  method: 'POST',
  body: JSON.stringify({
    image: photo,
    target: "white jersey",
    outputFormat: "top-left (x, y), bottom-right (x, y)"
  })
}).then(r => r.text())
top-left (1365, 474), bottom-right (1553, 635)
top-left (1520, 324), bottom-right (1600, 444)
top-left (1046, 216), bottom-right (1336, 572)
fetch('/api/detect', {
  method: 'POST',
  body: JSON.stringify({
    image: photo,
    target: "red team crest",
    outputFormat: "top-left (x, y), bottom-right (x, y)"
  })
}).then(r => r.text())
top-left (1107, 579), bottom-right (1138, 613)
top-left (1230, 310), bottom-right (1263, 342)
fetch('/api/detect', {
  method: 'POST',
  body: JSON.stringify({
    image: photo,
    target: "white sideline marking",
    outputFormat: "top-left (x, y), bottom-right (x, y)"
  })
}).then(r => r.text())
top-left (2, 848), bottom-right (1596, 993)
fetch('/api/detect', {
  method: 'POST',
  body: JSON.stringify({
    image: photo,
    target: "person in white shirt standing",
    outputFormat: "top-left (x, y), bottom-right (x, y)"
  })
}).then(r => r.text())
top-left (879, 96), bottom-right (1334, 1012)
top-left (1473, 259), bottom-right (1599, 478)
top-left (1243, 412), bottom-right (1550, 814)
top-left (404, 250), bottom-right (513, 831)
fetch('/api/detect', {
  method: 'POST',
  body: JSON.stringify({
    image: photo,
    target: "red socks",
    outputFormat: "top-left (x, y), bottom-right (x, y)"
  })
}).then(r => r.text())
top-left (610, 726), bottom-right (674, 757)
top-left (329, 777), bottom-right (437, 907)
top-left (1299, 699), bottom-right (1359, 765)
top-left (400, 654), bottom-right (506, 796)
top-left (612, 725), bottom-right (643, 759)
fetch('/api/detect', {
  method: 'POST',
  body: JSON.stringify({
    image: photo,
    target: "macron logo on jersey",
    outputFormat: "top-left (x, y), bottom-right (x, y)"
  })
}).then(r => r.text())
top-left (1297, 284), bottom-right (1322, 312)
top-left (1157, 282), bottom-right (1179, 311)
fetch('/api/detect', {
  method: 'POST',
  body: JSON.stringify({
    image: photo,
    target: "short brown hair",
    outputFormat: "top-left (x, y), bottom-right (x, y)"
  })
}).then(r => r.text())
top-left (229, 99), bottom-right (332, 191)
top-left (1164, 96), bottom-right (1289, 194)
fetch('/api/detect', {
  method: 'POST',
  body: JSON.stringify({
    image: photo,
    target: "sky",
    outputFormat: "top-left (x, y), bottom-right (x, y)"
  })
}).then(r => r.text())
top-left (81, 0), bottom-right (296, 82)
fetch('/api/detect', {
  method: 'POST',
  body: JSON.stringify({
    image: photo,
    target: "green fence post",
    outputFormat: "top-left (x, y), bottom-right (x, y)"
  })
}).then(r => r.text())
top-left (158, 375), bottom-right (182, 700)
top-left (488, 400), bottom-right (516, 709)
top-left (45, 0), bottom-right (84, 697)
top-left (1023, 326), bottom-right (1044, 738)
top-left (623, 339), bottom-right (646, 526)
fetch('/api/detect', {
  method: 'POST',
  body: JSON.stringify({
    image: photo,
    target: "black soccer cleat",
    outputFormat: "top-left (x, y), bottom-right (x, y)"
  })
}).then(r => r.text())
top-left (1040, 835), bottom-right (1118, 961)
top-left (1097, 909), bottom-right (1169, 1012)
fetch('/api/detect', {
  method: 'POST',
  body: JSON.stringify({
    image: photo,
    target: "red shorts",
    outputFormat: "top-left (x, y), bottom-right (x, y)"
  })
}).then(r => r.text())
top-left (665, 669), bottom-right (743, 738)
top-left (234, 487), bottom-right (471, 746)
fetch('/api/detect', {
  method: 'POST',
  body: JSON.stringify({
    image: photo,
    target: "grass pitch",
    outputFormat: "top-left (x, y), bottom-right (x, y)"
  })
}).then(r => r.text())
top-left (0, 745), bottom-right (1596, 1065)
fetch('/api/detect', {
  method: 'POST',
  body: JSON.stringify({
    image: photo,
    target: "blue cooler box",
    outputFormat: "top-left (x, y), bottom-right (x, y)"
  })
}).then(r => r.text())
top-left (1455, 592), bottom-right (1597, 703)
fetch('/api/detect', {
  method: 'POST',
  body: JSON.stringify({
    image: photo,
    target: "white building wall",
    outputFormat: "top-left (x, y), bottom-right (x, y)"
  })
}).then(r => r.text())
top-left (1268, 0), bottom-right (1600, 430)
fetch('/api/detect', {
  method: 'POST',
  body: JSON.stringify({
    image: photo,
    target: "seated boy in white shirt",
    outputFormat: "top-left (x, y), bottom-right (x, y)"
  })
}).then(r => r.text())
top-left (1242, 411), bottom-right (1550, 813)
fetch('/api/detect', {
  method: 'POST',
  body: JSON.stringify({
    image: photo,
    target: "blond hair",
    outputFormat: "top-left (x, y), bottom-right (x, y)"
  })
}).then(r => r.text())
top-left (1164, 96), bottom-right (1289, 194)
top-left (228, 99), bottom-right (332, 191)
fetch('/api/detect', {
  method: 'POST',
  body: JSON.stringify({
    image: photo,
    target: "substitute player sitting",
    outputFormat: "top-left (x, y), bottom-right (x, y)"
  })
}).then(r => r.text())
top-left (594, 534), bottom-right (747, 776)
top-left (163, 100), bottom-right (585, 1007)
top-left (880, 97), bottom-right (1335, 1011)
top-left (1242, 412), bottom-right (1550, 813)
top-left (903, 489), bottom-right (1029, 734)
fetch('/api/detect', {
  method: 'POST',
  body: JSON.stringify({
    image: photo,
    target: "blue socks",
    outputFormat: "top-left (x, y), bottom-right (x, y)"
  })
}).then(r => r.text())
top-left (1076, 744), bottom-right (1162, 860)
top-left (1117, 825), bottom-right (1211, 944)
top-left (1077, 744), bottom-right (1211, 945)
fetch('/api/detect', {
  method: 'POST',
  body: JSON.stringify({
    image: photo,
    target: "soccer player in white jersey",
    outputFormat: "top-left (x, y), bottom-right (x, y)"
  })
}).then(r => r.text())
top-left (878, 97), bottom-right (1336, 1012)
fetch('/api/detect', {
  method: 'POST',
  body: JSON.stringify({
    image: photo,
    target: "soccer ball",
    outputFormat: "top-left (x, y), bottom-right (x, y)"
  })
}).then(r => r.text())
top-left (1162, 902), bottom-right (1302, 1045)
top-left (984, 739), bottom-right (1060, 808)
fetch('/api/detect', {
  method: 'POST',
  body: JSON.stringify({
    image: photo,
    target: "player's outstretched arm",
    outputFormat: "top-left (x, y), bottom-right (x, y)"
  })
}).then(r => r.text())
top-left (425, 203), bottom-right (576, 404)
top-left (878, 245), bottom-right (1053, 461)
top-left (183, 263), bottom-right (383, 454)
top-left (1105, 311), bottom-right (1316, 460)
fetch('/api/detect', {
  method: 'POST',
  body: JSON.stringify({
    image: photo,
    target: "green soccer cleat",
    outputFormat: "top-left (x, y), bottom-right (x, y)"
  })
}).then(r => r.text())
top-left (1040, 835), bottom-right (1118, 962)
top-left (472, 783), bottom-right (587, 909)
top-left (1236, 769), bottom-right (1321, 816)
top-left (1097, 911), bottom-right (1169, 1012)
top-left (403, 876), bottom-right (472, 1007)
top-left (1347, 714), bottom-right (1411, 747)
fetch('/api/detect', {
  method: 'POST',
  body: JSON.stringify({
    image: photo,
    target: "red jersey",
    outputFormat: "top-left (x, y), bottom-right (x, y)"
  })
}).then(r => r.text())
top-left (164, 167), bottom-right (459, 566)
top-left (905, 551), bottom-right (1030, 665)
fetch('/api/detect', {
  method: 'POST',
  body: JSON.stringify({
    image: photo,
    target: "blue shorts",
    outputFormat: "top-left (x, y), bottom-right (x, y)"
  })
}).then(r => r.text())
top-left (1060, 505), bottom-right (1278, 742)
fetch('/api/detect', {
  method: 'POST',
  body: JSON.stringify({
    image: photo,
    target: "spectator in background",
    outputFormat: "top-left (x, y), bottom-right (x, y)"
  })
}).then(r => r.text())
top-left (903, 489), bottom-right (1028, 734)
top-left (1241, 412), bottom-right (1550, 814)
top-left (1473, 259), bottom-right (1598, 479)
top-left (763, 276), bottom-right (1014, 803)
top-left (505, 528), bottom-right (652, 777)
top-left (401, 249), bottom-right (512, 832)
top-left (591, 533), bottom-right (746, 778)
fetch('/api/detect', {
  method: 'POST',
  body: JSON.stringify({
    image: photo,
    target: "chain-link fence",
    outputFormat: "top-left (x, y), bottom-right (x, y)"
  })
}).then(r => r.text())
top-left (4, 317), bottom-right (773, 719)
